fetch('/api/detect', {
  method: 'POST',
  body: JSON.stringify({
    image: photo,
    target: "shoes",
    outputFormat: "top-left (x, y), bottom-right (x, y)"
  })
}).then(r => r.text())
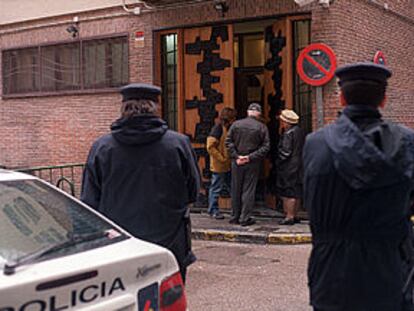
top-left (294, 217), bottom-right (301, 224)
top-left (240, 218), bottom-right (256, 227)
top-left (278, 218), bottom-right (295, 226)
top-left (229, 218), bottom-right (240, 224)
top-left (209, 211), bottom-right (225, 220)
top-left (213, 213), bottom-right (224, 220)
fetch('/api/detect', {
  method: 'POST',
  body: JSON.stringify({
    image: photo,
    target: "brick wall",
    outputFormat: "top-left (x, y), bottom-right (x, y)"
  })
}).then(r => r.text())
top-left (313, 0), bottom-right (414, 126)
top-left (0, 0), bottom-right (413, 168)
top-left (0, 9), bottom-right (136, 168)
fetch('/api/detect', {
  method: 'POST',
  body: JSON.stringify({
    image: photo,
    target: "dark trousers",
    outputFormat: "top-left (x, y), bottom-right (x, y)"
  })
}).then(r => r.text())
top-left (180, 267), bottom-right (187, 284)
top-left (231, 161), bottom-right (260, 223)
top-left (167, 215), bottom-right (196, 285)
top-left (208, 172), bottom-right (231, 215)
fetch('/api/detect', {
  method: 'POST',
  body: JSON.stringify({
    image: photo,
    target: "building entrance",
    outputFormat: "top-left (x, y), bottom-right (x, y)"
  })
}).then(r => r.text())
top-left (155, 15), bottom-right (311, 211)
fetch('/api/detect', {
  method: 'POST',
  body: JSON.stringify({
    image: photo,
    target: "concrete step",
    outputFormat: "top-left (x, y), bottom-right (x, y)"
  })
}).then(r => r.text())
top-left (190, 212), bottom-right (311, 245)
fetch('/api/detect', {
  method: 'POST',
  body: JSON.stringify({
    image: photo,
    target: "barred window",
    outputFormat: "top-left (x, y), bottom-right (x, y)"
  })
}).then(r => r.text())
top-left (160, 33), bottom-right (178, 130)
top-left (41, 43), bottom-right (81, 92)
top-left (83, 37), bottom-right (128, 89)
top-left (2, 48), bottom-right (40, 94)
top-left (2, 36), bottom-right (128, 96)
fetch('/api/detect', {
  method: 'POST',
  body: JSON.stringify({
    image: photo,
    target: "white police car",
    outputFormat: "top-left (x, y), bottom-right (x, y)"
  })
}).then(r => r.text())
top-left (0, 170), bottom-right (187, 311)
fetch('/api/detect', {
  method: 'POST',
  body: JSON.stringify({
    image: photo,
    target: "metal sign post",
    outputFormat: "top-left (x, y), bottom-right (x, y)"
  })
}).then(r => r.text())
top-left (316, 86), bottom-right (324, 128)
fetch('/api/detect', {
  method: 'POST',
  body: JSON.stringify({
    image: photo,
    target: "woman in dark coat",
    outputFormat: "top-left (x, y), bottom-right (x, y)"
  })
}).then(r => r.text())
top-left (276, 109), bottom-right (305, 225)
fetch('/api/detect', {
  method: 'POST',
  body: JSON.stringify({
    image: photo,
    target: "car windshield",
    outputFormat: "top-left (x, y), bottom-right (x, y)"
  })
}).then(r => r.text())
top-left (0, 179), bottom-right (121, 266)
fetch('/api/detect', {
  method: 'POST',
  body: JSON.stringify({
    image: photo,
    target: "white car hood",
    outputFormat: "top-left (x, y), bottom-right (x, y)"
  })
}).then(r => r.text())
top-left (0, 237), bottom-right (179, 309)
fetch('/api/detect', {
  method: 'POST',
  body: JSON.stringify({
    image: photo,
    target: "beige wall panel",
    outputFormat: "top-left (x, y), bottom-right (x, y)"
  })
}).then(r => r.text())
top-left (183, 27), bottom-right (204, 139)
top-left (215, 24), bottom-right (235, 111)
top-left (183, 25), bottom-right (234, 140)
top-left (263, 19), bottom-right (292, 123)
top-left (0, 0), bottom-right (136, 25)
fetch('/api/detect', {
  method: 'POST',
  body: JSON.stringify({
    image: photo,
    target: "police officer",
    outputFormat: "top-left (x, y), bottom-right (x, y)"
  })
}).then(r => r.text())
top-left (304, 63), bottom-right (414, 311)
top-left (81, 83), bottom-right (200, 283)
top-left (225, 103), bottom-right (270, 226)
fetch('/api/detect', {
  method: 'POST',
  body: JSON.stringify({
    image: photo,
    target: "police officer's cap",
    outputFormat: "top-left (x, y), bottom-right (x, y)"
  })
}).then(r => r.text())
top-left (120, 83), bottom-right (161, 102)
top-left (335, 62), bottom-right (392, 85)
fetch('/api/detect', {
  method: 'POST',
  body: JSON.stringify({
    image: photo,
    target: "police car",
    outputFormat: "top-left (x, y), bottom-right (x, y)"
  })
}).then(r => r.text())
top-left (0, 170), bottom-right (187, 311)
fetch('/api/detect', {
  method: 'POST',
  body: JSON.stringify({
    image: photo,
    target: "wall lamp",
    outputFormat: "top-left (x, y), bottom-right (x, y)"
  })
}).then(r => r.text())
top-left (66, 25), bottom-right (79, 38)
top-left (66, 17), bottom-right (79, 38)
top-left (214, 0), bottom-right (229, 17)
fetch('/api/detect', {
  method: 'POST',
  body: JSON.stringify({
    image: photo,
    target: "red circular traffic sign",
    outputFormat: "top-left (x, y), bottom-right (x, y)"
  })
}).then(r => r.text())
top-left (296, 43), bottom-right (337, 86)
top-left (373, 51), bottom-right (387, 65)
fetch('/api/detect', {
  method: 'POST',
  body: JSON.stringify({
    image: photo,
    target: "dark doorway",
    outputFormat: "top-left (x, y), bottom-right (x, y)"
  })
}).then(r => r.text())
top-left (234, 67), bottom-right (264, 119)
top-left (233, 28), bottom-right (269, 208)
top-left (233, 29), bottom-right (267, 119)
top-left (234, 66), bottom-right (267, 208)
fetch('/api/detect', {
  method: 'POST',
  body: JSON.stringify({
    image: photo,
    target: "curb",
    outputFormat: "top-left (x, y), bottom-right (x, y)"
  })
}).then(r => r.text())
top-left (267, 233), bottom-right (312, 244)
top-left (192, 229), bottom-right (312, 245)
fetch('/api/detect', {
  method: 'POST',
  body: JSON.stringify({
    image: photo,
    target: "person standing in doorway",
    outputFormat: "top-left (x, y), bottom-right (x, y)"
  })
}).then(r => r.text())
top-left (81, 83), bottom-right (200, 283)
top-left (276, 109), bottom-right (305, 225)
top-left (207, 107), bottom-right (236, 219)
top-left (304, 63), bottom-right (414, 311)
top-left (225, 103), bottom-right (270, 226)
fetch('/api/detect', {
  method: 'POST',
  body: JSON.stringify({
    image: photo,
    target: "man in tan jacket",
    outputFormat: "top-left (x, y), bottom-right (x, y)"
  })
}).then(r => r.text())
top-left (207, 107), bottom-right (236, 219)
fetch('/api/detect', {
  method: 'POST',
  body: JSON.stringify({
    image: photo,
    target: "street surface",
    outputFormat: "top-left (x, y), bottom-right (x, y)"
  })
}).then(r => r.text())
top-left (186, 240), bottom-right (312, 311)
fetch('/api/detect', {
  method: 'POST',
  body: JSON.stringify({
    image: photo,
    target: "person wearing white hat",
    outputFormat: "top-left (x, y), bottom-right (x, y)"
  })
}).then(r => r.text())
top-left (276, 109), bottom-right (305, 225)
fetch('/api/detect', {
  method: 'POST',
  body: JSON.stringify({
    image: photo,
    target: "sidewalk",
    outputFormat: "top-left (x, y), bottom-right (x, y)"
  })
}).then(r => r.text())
top-left (191, 212), bottom-right (312, 245)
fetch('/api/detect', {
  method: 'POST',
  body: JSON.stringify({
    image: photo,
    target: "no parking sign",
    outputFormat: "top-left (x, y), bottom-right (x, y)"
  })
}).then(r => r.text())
top-left (296, 43), bottom-right (337, 128)
top-left (296, 43), bottom-right (337, 86)
top-left (373, 51), bottom-right (387, 65)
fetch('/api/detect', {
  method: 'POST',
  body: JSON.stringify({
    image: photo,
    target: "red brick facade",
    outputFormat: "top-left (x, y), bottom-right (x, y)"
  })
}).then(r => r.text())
top-left (0, 0), bottom-right (413, 168)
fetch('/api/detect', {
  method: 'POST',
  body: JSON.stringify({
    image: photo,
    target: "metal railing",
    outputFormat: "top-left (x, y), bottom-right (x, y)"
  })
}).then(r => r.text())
top-left (16, 163), bottom-right (85, 197)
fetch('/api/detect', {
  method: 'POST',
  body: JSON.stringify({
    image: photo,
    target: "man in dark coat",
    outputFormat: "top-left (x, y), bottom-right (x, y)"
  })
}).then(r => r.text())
top-left (303, 63), bottom-right (414, 311)
top-left (81, 83), bottom-right (200, 283)
top-left (225, 103), bottom-right (270, 226)
top-left (276, 109), bottom-right (305, 225)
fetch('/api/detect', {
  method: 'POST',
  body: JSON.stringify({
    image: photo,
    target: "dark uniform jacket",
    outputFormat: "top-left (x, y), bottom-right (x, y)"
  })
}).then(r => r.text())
top-left (304, 105), bottom-right (414, 311)
top-left (276, 125), bottom-right (305, 196)
top-left (81, 114), bottom-right (200, 268)
top-left (225, 116), bottom-right (270, 162)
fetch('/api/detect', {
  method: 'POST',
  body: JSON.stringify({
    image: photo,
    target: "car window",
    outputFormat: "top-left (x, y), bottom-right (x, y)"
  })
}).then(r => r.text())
top-left (0, 179), bottom-right (123, 263)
